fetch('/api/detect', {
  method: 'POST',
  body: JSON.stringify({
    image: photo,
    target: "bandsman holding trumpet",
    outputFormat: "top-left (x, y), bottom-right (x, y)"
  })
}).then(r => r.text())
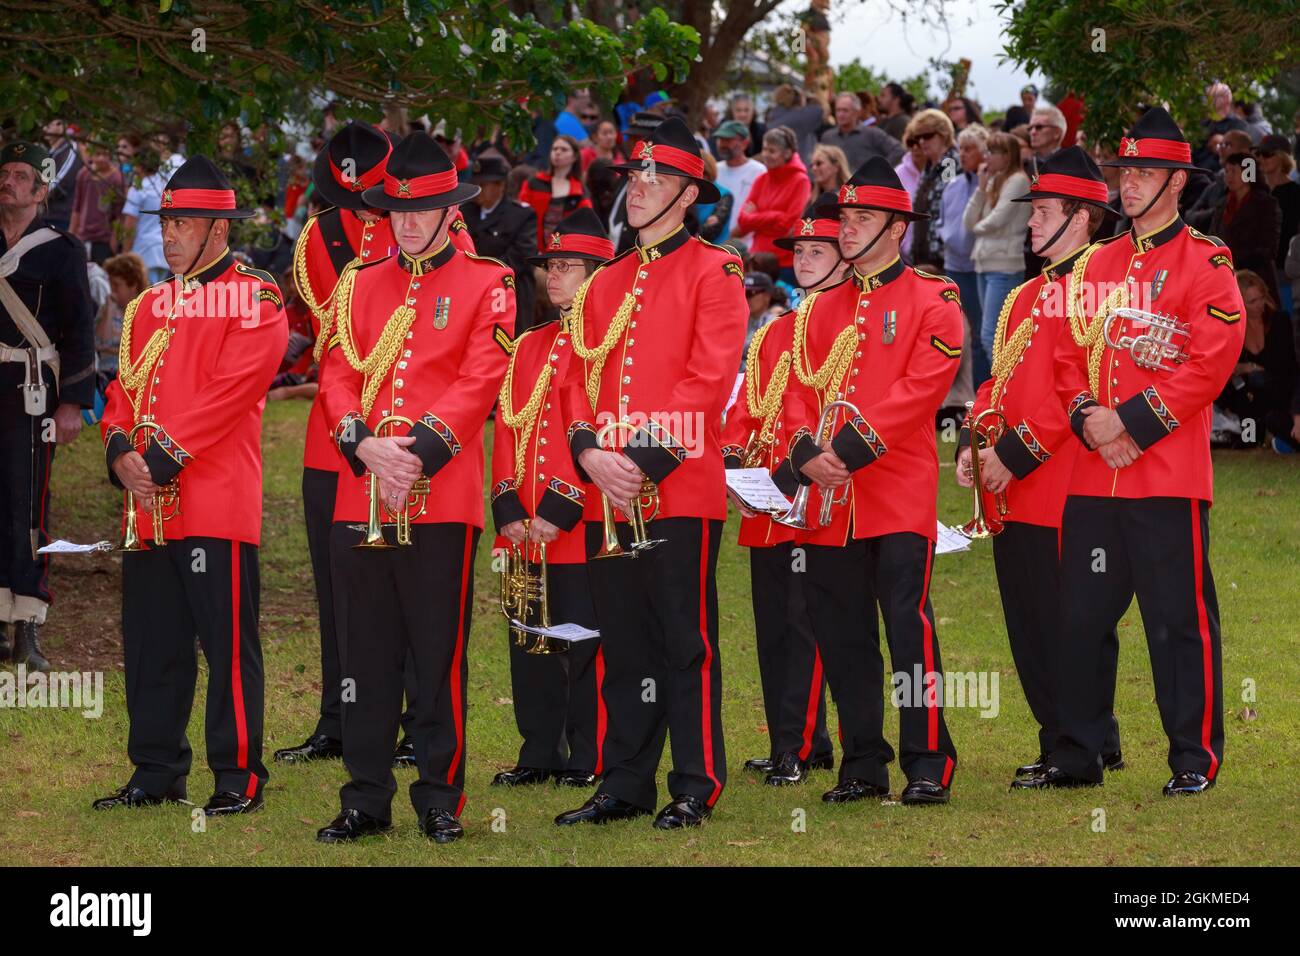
top-left (785, 157), bottom-right (963, 806)
top-left (721, 210), bottom-right (845, 786)
top-left (1020, 109), bottom-right (1244, 796)
top-left (314, 132), bottom-right (513, 843)
top-left (489, 209), bottom-right (608, 789)
top-left (956, 147), bottom-right (1125, 785)
top-left (555, 117), bottom-right (748, 829)
top-left (95, 157), bottom-right (288, 814)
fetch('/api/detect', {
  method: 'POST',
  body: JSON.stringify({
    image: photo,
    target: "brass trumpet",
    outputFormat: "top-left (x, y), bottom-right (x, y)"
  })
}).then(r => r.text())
top-left (775, 399), bottom-right (859, 531)
top-left (497, 522), bottom-right (566, 655)
top-left (960, 401), bottom-right (1009, 540)
top-left (117, 417), bottom-right (180, 552)
top-left (356, 415), bottom-right (430, 549)
top-left (592, 420), bottom-right (665, 560)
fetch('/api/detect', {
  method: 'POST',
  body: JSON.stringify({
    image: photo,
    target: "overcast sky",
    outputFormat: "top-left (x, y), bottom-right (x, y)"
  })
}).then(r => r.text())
top-left (800, 0), bottom-right (1048, 112)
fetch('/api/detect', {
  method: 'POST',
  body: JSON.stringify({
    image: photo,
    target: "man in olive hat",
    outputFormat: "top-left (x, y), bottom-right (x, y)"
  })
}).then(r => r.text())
top-left (0, 139), bottom-right (96, 671)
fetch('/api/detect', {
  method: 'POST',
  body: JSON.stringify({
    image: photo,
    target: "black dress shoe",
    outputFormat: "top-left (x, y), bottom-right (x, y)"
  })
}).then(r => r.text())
top-left (1103, 750), bottom-right (1125, 772)
top-left (274, 733), bottom-right (342, 764)
top-left (1162, 770), bottom-right (1214, 796)
top-left (393, 737), bottom-right (416, 768)
top-left (821, 778), bottom-right (890, 804)
top-left (652, 794), bottom-right (711, 829)
top-left (204, 790), bottom-right (264, 816)
top-left (900, 778), bottom-right (950, 805)
top-left (316, 807), bottom-right (392, 843)
top-left (419, 808), bottom-right (465, 843)
top-left (743, 757), bottom-right (774, 773)
top-left (12, 619), bottom-right (49, 673)
top-left (764, 752), bottom-right (808, 787)
top-left (807, 752), bottom-right (834, 772)
top-left (555, 769), bottom-right (597, 788)
top-left (1010, 766), bottom-right (1099, 790)
top-left (1015, 753), bottom-right (1048, 778)
top-left (491, 766), bottom-right (553, 787)
top-left (91, 783), bottom-right (186, 811)
top-left (554, 792), bottom-right (651, 826)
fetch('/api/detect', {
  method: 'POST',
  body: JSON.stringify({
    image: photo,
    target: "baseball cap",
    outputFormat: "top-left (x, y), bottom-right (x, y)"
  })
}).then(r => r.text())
top-left (715, 120), bottom-right (750, 140)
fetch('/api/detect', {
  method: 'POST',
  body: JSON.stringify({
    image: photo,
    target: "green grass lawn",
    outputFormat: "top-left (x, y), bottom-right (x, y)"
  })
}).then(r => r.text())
top-left (1, 399), bottom-right (1296, 866)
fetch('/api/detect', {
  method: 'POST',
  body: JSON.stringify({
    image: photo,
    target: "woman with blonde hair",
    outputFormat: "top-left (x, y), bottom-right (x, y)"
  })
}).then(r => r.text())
top-left (807, 143), bottom-right (851, 214)
top-left (905, 108), bottom-right (958, 266)
top-left (962, 130), bottom-right (1030, 367)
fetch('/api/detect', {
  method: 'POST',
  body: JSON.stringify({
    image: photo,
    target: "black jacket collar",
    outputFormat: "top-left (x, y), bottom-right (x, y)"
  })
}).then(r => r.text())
top-left (851, 255), bottom-right (905, 291)
top-left (186, 249), bottom-right (234, 287)
top-left (398, 238), bottom-right (456, 275)
top-left (636, 224), bottom-right (690, 263)
top-left (1130, 214), bottom-right (1183, 253)
top-left (1042, 243), bottom-right (1090, 283)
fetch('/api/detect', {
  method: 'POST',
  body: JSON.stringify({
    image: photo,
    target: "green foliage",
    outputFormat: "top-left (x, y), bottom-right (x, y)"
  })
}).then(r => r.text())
top-left (998, 0), bottom-right (1300, 144)
top-left (835, 58), bottom-right (929, 105)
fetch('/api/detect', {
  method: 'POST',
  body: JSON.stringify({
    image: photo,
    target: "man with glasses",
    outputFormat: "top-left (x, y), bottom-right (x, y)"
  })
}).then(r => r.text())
top-left (1027, 105), bottom-right (1068, 175)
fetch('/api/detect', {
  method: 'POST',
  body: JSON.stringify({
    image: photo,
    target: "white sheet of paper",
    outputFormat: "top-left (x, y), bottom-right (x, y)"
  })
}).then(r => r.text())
top-left (723, 372), bottom-right (744, 417)
top-left (935, 522), bottom-right (971, 554)
top-left (508, 620), bottom-right (601, 642)
top-left (725, 467), bottom-right (793, 514)
top-left (37, 539), bottom-right (114, 554)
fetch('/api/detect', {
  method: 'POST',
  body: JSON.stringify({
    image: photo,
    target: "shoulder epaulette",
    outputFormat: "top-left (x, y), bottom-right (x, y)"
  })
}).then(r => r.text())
top-left (351, 255), bottom-right (389, 272)
top-left (912, 268), bottom-right (954, 284)
top-left (1187, 226), bottom-right (1226, 247)
top-left (465, 251), bottom-right (510, 270)
top-left (722, 260), bottom-right (743, 279)
top-left (234, 262), bottom-right (277, 286)
top-left (1094, 231), bottom-right (1127, 246)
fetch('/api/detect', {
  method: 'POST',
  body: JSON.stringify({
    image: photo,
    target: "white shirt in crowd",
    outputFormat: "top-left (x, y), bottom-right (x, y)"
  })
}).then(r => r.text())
top-left (716, 157), bottom-right (767, 236)
top-left (122, 153), bottom-right (184, 277)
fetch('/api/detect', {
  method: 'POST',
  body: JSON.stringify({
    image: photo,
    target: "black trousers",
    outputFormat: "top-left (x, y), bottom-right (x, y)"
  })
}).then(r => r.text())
top-left (122, 537), bottom-right (267, 798)
top-left (302, 467), bottom-right (416, 741)
top-left (1053, 496), bottom-right (1224, 783)
top-left (330, 521), bottom-right (479, 822)
top-left (0, 394), bottom-right (54, 623)
top-left (804, 532), bottom-right (957, 788)
top-left (749, 543), bottom-right (832, 761)
top-left (584, 517), bottom-right (727, 811)
top-left (993, 521), bottom-right (1121, 759)
top-left (505, 561), bottom-right (604, 773)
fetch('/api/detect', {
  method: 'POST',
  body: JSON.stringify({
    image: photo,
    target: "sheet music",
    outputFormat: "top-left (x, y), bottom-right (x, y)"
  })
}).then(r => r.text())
top-left (935, 522), bottom-right (971, 555)
top-left (37, 539), bottom-right (114, 554)
top-left (508, 620), bottom-right (601, 642)
top-left (725, 468), bottom-right (794, 514)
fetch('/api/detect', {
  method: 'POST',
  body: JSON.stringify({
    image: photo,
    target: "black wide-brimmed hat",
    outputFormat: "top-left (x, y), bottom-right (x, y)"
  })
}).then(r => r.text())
top-left (527, 207), bottom-right (614, 268)
top-left (143, 156), bottom-right (254, 218)
top-left (1100, 106), bottom-right (1205, 173)
top-left (1014, 146), bottom-right (1120, 215)
top-left (829, 155), bottom-right (929, 221)
top-left (360, 131), bottom-right (480, 211)
top-left (469, 154), bottom-right (510, 183)
top-left (774, 207), bottom-right (842, 251)
top-left (612, 115), bottom-right (720, 204)
top-left (312, 120), bottom-right (393, 211)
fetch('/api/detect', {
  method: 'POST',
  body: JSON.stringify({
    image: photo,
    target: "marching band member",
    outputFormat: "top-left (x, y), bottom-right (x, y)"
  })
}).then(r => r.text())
top-left (275, 120), bottom-right (403, 767)
top-left (785, 157), bottom-right (963, 806)
top-left (94, 157), bottom-right (288, 814)
top-left (555, 117), bottom-right (748, 829)
top-left (314, 133), bottom-right (513, 843)
top-left (1019, 109), bottom-right (1244, 795)
top-left (721, 210), bottom-right (844, 786)
top-left (956, 147), bottom-right (1125, 785)
top-left (489, 208), bottom-right (608, 789)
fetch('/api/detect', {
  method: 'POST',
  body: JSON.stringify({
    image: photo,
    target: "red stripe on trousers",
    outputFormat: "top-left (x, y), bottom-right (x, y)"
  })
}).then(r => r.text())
top-left (1190, 501), bottom-right (1219, 780)
top-left (697, 524), bottom-right (723, 806)
top-left (447, 526), bottom-right (473, 816)
top-left (228, 542), bottom-right (254, 798)
top-left (797, 647), bottom-right (824, 761)
top-left (593, 646), bottom-right (607, 776)
top-left (918, 542), bottom-right (938, 751)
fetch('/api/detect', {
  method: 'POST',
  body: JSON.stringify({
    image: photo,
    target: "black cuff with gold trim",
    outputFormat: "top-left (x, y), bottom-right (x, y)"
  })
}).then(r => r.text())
top-left (722, 444), bottom-right (745, 469)
top-left (1067, 393), bottom-right (1100, 448)
top-left (142, 428), bottom-right (188, 486)
top-left (830, 415), bottom-right (887, 472)
top-left (1117, 386), bottom-right (1179, 451)
top-left (104, 427), bottom-right (131, 489)
top-left (410, 412), bottom-right (460, 478)
top-left (490, 481), bottom-right (529, 530)
top-left (334, 413), bottom-right (373, 478)
top-left (993, 426), bottom-right (1045, 481)
top-left (622, 420), bottom-right (686, 485)
top-left (772, 459), bottom-right (799, 497)
top-left (567, 421), bottom-right (598, 481)
top-left (537, 478), bottom-right (584, 531)
top-left (789, 427), bottom-right (820, 486)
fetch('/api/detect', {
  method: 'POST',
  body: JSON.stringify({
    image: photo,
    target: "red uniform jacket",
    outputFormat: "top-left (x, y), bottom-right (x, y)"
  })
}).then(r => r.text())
top-left (102, 251), bottom-right (288, 545)
top-left (561, 226), bottom-right (748, 523)
top-left (785, 258), bottom-right (964, 545)
top-left (721, 309), bottom-right (801, 548)
top-left (490, 316), bottom-right (588, 563)
top-left (1055, 217), bottom-right (1245, 503)
top-left (961, 246), bottom-right (1088, 529)
top-left (321, 240), bottom-right (513, 528)
top-left (296, 208), bottom-right (397, 472)
top-left (736, 154), bottom-right (811, 268)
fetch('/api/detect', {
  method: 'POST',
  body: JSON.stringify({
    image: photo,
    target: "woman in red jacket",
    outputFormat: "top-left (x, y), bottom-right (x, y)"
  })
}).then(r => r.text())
top-left (518, 134), bottom-right (593, 248)
top-left (734, 126), bottom-right (811, 281)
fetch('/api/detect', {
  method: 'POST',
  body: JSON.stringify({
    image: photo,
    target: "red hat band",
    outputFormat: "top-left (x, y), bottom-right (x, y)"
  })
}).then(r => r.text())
top-left (837, 183), bottom-right (913, 213)
top-left (793, 217), bottom-right (840, 240)
top-left (382, 168), bottom-right (460, 200)
top-left (1030, 173), bottom-right (1109, 204)
top-left (1117, 137), bottom-right (1192, 164)
top-left (160, 187), bottom-right (236, 211)
top-left (330, 151), bottom-right (390, 193)
top-left (633, 141), bottom-right (704, 180)
top-left (547, 233), bottom-right (614, 259)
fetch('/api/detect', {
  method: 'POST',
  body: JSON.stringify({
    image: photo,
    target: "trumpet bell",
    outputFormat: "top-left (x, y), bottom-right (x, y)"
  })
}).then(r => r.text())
top-left (960, 511), bottom-right (1004, 540)
top-left (773, 484), bottom-right (812, 530)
